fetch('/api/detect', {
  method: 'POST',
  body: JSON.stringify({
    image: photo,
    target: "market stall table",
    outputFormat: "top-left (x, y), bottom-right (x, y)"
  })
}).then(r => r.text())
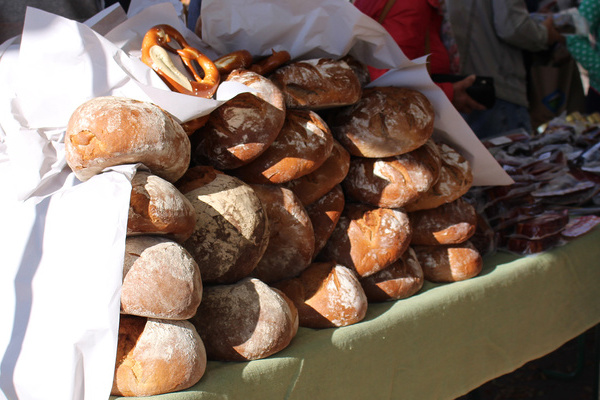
top-left (112, 227), bottom-right (600, 400)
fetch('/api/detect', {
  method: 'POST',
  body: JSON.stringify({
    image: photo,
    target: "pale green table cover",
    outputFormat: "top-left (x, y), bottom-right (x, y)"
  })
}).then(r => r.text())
top-left (116, 228), bottom-right (600, 400)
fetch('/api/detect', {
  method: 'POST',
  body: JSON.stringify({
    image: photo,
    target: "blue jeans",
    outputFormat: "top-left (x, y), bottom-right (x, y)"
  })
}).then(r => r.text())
top-left (462, 99), bottom-right (533, 140)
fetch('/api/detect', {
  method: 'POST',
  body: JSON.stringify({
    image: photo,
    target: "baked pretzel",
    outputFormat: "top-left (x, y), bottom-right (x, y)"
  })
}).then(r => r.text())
top-left (141, 24), bottom-right (220, 98)
top-left (214, 50), bottom-right (254, 76)
top-left (249, 50), bottom-right (291, 75)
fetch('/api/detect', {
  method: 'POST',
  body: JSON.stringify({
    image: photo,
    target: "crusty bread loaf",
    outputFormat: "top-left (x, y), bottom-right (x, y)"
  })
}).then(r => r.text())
top-left (306, 184), bottom-right (345, 259)
top-left (128, 171), bottom-right (196, 242)
top-left (329, 87), bottom-right (434, 158)
top-left (176, 166), bottom-right (270, 284)
top-left (342, 140), bottom-right (441, 208)
top-left (341, 54), bottom-right (371, 87)
top-left (230, 109), bottom-right (334, 184)
top-left (249, 184), bottom-right (315, 283)
top-left (404, 142), bottom-right (473, 212)
top-left (282, 139), bottom-right (350, 207)
top-left (274, 261), bottom-right (368, 328)
top-left (192, 70), bottom-right (286, 170)
top-left (190, 277), bottom-right (298, 361)
top-left (65, 96), bottom-right (190, 182)
top-left (269, 57), bottom-right (362, 110)
top-left (413, 241), bottom-right (483, 283)
top-left (112, 315), bottom-right (206, 397)
top-left (121, 236), bottom-right (202, 320)
top-left (409, 197), bottom-right (477, 245)
top-left (360, 247), bottom-right (424, 302)
top-left (319, 203), bottom-right (412, 278)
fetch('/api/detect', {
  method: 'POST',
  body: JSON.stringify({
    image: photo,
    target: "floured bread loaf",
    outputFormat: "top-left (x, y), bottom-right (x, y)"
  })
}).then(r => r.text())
top-left (342, 140), bottom-right (441, 208)
top-left (319, 203), bottom-right (412, 278)
top-left (305, 184), bottom-right (345, 259)
top-left (112, 315), bottom-right (206, 397)
top-left (269, 57), bottom-right (362, 110)
top-left (121, 236), bottom-right (202, 320)
top-left (413, 241), bottom-right (483, 283)
top-left (329, 87), bottom-right (434, 158)
top-left (128, 171), bottom-right (196, 242)
top-left (231, 109), bottom-right (334, 184)
top-left (190, 278), bottom-right (298, 361)
top-left (176, 166), bottom-right (269, 284)
top-left (249, 184), bottom-right (315, 283)
top-left (275, 261), bottom-right (368, 328)
top-left (360, 248), bottom-right (424, 302)
top-left (192, 70), bottom-right (286, 170)
top-left (409, 197), bottom-right (477, 245)
top-left (65, 96), bottom-right (190, 182)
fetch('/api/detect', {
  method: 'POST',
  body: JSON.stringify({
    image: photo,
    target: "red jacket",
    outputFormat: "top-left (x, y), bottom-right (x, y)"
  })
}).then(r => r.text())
top-left (353, 0), bottom-right (454, 100)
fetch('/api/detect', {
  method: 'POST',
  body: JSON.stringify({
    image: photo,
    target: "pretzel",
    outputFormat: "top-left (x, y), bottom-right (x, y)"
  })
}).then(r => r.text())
top-left (249, 50), bottom-right (291, 76)
top-left (141, 24), bottom-right (220, 99)
top-left (214, 50), bottom-right (254, 76)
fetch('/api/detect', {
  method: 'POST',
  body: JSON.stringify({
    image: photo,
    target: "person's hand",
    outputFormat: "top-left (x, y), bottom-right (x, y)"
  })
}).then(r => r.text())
top-left (452, 75), bottom-right (487, 114)
top-left (542, 16), bottom-right (565, 45)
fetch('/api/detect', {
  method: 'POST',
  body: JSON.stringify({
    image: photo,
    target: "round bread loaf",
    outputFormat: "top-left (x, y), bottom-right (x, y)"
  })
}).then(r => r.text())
top-left (128, 171), bottom-right (196, 242)
top-left (249, 184), bottom-right (315, 283)
top-left (190, 277), bottom-right (298, 361)
top-left (112, 315), bottom-right (206, 397)
top-left (306, 184), bottom-right (345, 259)
top-left (269, 57), bottom-right (362, 110)
top-left (341, 54), bottom-right (371, 87)
top-left (342, 140), bottom-right (441, 208)
top-left (329, 87), bottom-right (434, 158)
top-left (121, 236), bottom-right (202, 320)
top-left (409, 197), bottom-right (477, 245)
top-left (230, 109), bottom-right (334, 184)
top-left (65, 96), bottom-right (190, 182)
top-left (360, 247), bottom-right (424, 302)
top-left (274, 261), bottom-right (368, 328)
top-left (176, 166), bottom-right (270, 284)
top-left (319, 203), bottom-right (412, 278)
top-left (404, 142), bottom-right (473, 212)
top-left (192, 70), bottom-right (286, 170)
top-left (413, 241), bottom-right (483, 283)
top-left (282, 139), bottom-right (350, 207)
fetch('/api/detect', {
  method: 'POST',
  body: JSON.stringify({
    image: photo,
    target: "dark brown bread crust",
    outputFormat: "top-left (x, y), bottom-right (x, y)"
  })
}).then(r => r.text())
top-left (413, 241), bottom-right (483, 283)
top-left (409, 197), bottom-right (477, 245)
top-left (305, 184), bottom-right (345, 259)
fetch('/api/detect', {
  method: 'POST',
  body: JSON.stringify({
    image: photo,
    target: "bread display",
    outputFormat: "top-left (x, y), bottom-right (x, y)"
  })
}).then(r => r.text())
top-left (269, 57), bottom-right (362, 110)
top-left (274, 261), bottom-right (368, 328)
top-left (249, 184), bottom-right (315, 283)
top-left (121, 236), bottom-right (202, 320)
top-left (112, 315), bottom-right (207, 397)
top-left (413, 241), bottom-right (483, 283)
top-left (328, 86), bottom-right (435, 158)
top-left (191, 70), bottom-right (286, 170)
top-left (190, 278), bottom-right (298, 361)
top-left (305, 184), bottom-right (345, 259)
top-left (65, 96), bottom-right (190, 183)
top-left (342, 140), bottom-right (441, 208)
top-left (128, 171), bottom-right (196, 242)
top-left (176, 166), bottom-right (270, 284)
top-left (230, 109), bottom-right (334, 184)
top-left (319, 203), bottom-right (412, 278)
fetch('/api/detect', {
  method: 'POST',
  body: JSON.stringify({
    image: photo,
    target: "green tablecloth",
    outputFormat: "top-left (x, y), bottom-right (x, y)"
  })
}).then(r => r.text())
top-left (118, 228), bottom-right (600, 400)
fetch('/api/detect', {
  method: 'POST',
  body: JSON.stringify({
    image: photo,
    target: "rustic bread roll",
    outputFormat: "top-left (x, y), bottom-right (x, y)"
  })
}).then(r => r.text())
top-left (329, 87), bottom-right (435, 158)
top-left (342, 140), bottom-right (441, 208)
top-left (281, 139), bottom-right (350, 207)
top-left (128, 171), bottom-right (196, 242)
top-left (405, 142), bottom-right (473, 212)
top-left (121, 236), bottom-right (202, 320)
top-left (409, 197), bottom-right (477, 245)
top-left (249, 184), bottom-right (315, 283)
top-left (413, 241), bottom-right (483, 283)
top-left (231, 109), bottom-right (334, 184)
top-left (192, 70), bottom-right (286, 170)
top-left (65, 96), bottom-right (190, 182)
top-left (274, 261), bottom-right (368, 328)
top-left (305, 184), bottom-right (345, 259)
top-left (176, 166), bottom-right (270, 284)
top-left (269, 57), bottom-right (362, 110)
top-left (360, 247), bottom-right (424, 302)
top-left (112, 315), bottom-right (206, 397)
top-left (319, 203), bottom-right (412, 278)
top-left (190, 277), bottom-right (298, 361)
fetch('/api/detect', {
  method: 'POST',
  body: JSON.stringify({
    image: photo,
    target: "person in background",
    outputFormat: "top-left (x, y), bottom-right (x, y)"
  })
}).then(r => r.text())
top-left (446, 0), bottom-right (564, 139)
top-left (353, 0), bottom-right (487, 115)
